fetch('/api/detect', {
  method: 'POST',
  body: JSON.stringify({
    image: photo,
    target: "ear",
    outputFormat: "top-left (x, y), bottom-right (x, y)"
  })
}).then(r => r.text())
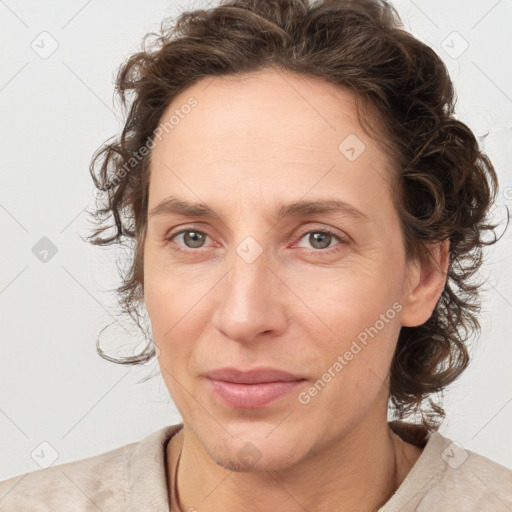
top-left (400, 240), bottom-right (450, 327)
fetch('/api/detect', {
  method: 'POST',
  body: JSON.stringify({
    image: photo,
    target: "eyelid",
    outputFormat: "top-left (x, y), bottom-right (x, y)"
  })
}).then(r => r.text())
top-left (165, 223), bottom-right (349, 252)
top-left (166, 225), bottom-right (216, 247)
top-left (291, 225), bottom-right (348, 252)
top-left (293, 224), bottom-right (348, 242)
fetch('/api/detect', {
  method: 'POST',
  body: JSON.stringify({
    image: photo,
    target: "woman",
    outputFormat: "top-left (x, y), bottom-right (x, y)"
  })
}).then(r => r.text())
top-left (1, 0), bottom-right (510, 510)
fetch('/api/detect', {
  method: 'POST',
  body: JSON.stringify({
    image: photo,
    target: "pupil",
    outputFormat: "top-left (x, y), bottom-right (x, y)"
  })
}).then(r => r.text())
top-left (185, 231), bottom-right (204, 248)
top-left (310, 232), bottom-right (330, 249)
top-left (182, 232), bottom-right (332, 250)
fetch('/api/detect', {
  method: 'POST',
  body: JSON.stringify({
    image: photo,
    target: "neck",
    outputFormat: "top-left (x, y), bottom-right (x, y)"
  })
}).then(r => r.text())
top-left (167, 415), bottom-right (422, 512)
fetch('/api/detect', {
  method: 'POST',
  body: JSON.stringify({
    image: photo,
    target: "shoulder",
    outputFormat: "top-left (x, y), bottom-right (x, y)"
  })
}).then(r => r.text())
top-left (382, 426), bottom-right (512, 512)
top-left (0, 440), bottom-right (136, 512)
top-left (0, 423), bottom-right (181, 512)
top-left (422, 433), bottom-right (512, 510)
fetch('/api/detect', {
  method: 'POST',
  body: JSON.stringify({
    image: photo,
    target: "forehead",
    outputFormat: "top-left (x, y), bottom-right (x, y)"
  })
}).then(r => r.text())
top-left (148, 68), bottom-right (395, 220)
top-left (156, 68), bottom-right (365, 156)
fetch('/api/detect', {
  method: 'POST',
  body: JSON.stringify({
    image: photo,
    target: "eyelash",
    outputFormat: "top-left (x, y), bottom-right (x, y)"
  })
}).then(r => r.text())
top-left (164, 226), bottom-right (348, 255)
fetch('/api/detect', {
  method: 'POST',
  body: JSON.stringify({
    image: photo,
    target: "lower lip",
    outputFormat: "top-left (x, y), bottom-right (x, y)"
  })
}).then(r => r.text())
top-left (206, 378), bottom-right (305, 409)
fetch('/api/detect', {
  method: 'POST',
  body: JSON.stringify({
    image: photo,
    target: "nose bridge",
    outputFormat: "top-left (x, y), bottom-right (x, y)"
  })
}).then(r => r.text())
top-left (211, 237), bottom-right (287, 342)
top-left (239, 239), bottom-right (269, 282)
top-left (223, 210), bottom-right (273, 297)
top-left (226, 240), bottom-right (272, 313)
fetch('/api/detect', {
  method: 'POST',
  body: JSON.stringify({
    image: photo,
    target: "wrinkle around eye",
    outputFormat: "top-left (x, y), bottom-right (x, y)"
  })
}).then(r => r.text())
top-left (163, 226), bottom-right (351, 260)
top-left (166, 228), bottom-right (216, 250)
top-left (294, 230), bottom-right (347, 251)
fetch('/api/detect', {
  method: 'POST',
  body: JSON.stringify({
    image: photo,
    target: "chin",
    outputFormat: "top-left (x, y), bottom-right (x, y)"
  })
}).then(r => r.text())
top-left (210, 445), bottom-right (301, 473)
top-left (201, 425), bottom-right (306, 473)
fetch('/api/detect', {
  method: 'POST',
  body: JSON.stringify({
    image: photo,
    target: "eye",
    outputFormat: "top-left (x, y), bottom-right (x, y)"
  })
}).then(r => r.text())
top-left (165, 226), bottom-right (348, 254)
top-left (294, 228), bottom-right (347, 252)
top-left (167, 229), bottom-right (212, 250)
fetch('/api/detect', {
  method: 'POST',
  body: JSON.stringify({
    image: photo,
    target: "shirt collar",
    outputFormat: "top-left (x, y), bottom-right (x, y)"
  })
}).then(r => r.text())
top-left (122, 420), bottom-right (432, 511)
top-left (125, 422), bottom-right (184, 511)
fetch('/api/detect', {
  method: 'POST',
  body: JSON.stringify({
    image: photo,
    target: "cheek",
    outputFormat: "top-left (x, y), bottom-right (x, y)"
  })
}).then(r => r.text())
top-left (289, 254), bottom-right (404, 337)
top-left (145, 280), bottom-right (198, 407)
top-left (291, 263), bottom-right (404, 406)
top-left (144, 252), bottom-right (211, 336)
top-left (143, 262), bottom-right (215, 389)
top-left (296, 297), bottom-right (400, 428)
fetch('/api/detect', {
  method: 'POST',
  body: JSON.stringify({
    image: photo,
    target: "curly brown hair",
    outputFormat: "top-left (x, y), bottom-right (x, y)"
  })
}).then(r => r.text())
top-left (85, 0), bottom-right (502, 429)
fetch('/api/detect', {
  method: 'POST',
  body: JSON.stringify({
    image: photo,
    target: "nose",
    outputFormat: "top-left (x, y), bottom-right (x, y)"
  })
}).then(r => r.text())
top-left (211, 247), bottom-right (289, 344)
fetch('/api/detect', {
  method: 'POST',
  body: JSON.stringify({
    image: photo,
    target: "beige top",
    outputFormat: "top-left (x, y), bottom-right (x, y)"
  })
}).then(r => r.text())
top-left (1, 421), bottom-right (511, 511)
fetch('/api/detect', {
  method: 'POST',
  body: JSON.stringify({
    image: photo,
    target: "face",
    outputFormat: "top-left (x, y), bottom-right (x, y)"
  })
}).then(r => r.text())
top-left (143, 68), bottom-right (417, 472)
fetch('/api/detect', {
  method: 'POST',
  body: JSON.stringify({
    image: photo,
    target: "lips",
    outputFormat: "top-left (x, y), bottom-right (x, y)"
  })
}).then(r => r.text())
top-left (204, 367), bottom-right (306, 408)
top-left (204, 367), bottom-right (305, 384)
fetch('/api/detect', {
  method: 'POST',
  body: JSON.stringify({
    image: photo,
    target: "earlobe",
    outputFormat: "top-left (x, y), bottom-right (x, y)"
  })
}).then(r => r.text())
top-left (400, 240), bottom-right (450, 327)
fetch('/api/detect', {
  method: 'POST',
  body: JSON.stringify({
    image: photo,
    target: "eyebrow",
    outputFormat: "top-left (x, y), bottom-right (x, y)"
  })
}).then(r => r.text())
top-left (148, 196), bottom-right (369, 223)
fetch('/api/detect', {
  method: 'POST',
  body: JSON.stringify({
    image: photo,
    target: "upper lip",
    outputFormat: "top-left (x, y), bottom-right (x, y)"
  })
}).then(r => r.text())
top-left (204, 367), bottom-right (305, 384)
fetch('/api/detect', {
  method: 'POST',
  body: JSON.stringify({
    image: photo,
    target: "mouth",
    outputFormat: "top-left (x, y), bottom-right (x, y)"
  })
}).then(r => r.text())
top-left (206, 379), bottom-right (306, 408)
top-left (204, 367), bottom-right (307, 409)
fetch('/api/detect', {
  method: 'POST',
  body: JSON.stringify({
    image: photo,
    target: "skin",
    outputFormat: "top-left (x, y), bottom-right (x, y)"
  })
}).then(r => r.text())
top-left (143, 68), bottom-right (449, 512)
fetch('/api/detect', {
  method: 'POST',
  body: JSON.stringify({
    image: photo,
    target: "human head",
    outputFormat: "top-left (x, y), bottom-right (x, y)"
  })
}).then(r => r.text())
top-left (87, 0), bottom-right (499, 432)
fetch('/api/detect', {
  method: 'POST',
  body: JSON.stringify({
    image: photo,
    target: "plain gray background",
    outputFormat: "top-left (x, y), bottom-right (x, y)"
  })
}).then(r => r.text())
top-left (1, 0), bottom-right (511, 481)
